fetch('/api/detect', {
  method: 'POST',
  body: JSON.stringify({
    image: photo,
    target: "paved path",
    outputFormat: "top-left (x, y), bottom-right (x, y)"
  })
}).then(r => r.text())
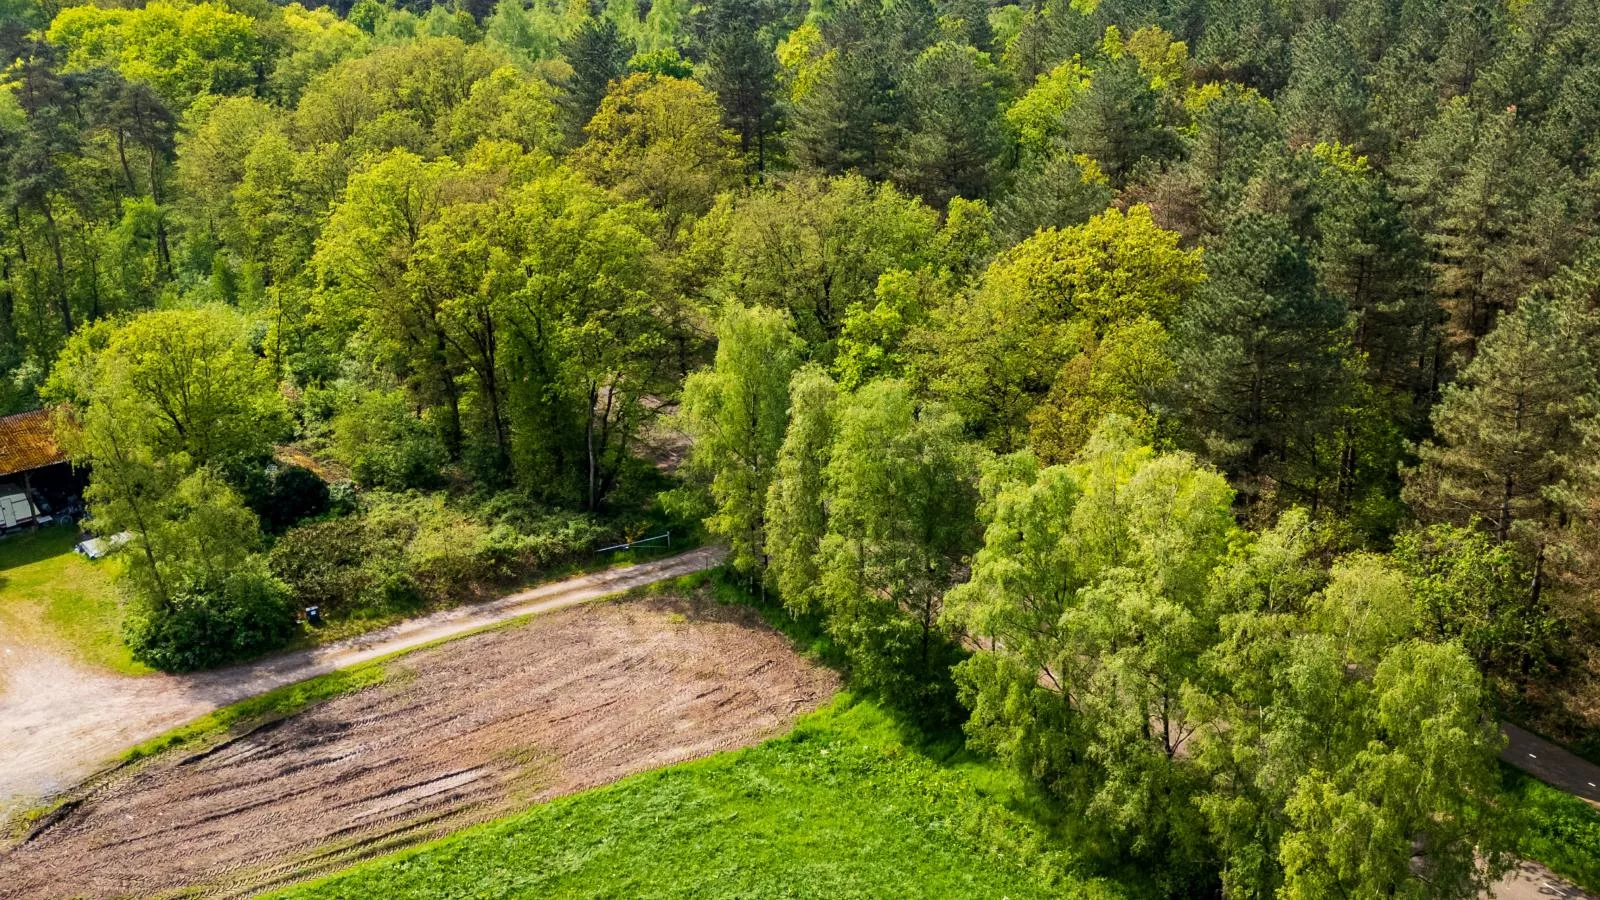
top-left (1503, 722), bottom-right (1600, 805)
top-left (0, 547), bottom-right (724, 814)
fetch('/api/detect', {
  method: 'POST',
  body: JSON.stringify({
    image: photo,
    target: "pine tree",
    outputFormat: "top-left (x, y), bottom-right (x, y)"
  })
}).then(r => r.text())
top-left (785, 0), bottom-right (929, 181)
top-left (1060, 54), bottom-right (1175, 187)
top-left (559, 16), bottom-right (633, 144)
top-left (1170, 213), bottom-right (1351, 506)
top-left (692, 0), bottom-right (783, 173)
top-left (891, 41), bottom-right (1004, 206)
top-left (1405, 278), bottom-right (1600, 549)
top-left (1279, 20), bottom-right (1372, 151)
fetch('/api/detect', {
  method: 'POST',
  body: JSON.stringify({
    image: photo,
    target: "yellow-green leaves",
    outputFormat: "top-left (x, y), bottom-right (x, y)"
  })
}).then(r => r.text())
top-left (47, 2), bottom-right (267, 107)
top-left (1006, 58), bottom-right (1091, 157)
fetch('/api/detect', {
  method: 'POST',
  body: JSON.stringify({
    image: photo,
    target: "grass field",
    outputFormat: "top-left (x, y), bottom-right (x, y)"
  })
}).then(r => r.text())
top-left (0, 525), bottom-right (147, 675)
top-left (276, 694), bottom-right (1122, 900)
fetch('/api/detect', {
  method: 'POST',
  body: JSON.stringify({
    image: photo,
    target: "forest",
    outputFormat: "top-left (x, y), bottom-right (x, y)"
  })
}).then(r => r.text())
top-left (4, 0), bottom-right (1600, 895)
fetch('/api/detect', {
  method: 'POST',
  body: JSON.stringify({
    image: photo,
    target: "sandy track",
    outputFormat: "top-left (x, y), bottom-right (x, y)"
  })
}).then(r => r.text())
top-left (0, 595), bottom-right (838, 898)
top-left (0, 547), bottom-right (723, 813)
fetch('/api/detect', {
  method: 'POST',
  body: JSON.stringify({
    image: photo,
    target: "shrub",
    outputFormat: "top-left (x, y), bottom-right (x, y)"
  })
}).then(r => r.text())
top-left (258, 464), bottom-right (332, 533)
top-left (331, 387), bottom-right (446, 491)
top-left (268, 517), bottom-right (382, 617)
top-left (270, 490), bottom-right (617, 625)
top-left (125, 563), bottom-right (296, 671)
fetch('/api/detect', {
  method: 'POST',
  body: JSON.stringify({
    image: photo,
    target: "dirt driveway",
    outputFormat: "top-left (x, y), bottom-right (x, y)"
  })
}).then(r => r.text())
top-left (0, 548), bottom-right (723, 814)
top-left (0, 594), bottom-right (838, 898)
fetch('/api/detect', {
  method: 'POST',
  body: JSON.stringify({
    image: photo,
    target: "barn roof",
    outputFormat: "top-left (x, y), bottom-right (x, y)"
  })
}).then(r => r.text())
top-left (0, 409), bottom-right (66, 477)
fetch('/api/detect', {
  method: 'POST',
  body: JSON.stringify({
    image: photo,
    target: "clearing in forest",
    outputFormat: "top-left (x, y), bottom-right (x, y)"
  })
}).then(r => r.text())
top-left (0, 594), bottom-right (837, 899)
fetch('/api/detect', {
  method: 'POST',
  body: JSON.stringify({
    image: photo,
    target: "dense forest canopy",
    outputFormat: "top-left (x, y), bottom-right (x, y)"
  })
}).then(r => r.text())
top-left (5, 0), bottom-right (1600, 894)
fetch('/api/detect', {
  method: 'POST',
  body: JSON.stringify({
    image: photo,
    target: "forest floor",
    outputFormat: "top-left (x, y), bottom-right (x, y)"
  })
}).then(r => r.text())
top-left (0, 592), bottom-right (835, 898)
top-left (0, 546), bottom-right (724, 814)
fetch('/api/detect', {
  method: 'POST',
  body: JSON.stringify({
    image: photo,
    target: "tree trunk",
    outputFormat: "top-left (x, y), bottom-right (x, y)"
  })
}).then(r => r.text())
top-left (38, 199), bottom-right (72, 336)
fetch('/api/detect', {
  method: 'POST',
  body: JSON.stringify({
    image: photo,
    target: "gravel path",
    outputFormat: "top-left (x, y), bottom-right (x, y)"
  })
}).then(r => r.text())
top-left (0, 547), bottom-right (724, 814)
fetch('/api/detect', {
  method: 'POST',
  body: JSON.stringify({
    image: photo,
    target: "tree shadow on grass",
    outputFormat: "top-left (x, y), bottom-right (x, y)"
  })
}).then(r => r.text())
top-left (0, 524), bottom-right (81, 575)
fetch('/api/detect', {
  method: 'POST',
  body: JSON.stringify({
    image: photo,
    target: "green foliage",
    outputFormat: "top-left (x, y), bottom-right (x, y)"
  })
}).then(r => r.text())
top-left (125, 555), bottom-right (294, 672)
top-left (269, 490), bottom-right (611, 626)
top-left (46, 305), bottom-right (287, 472)
top-left (1279, 642), bottom-right (1510, 900)
top-left (917, 205), bottom-right (1201, 450)
top-left (46, 2), bottom-right (273, 107)
top-left (117, 467), bottom-right (295, 672)
top-left (43, 307), bottom-right (296, 670)
top-left (1169, 213), bottom-right (1350, 506)
top-left (1006, 58), bottom-right (1092, 157)
top-left (1395, 524), bottom-right (1561, 691)
top-left (690, 0), bottom-right (783, 171)
top-left (1405, 282), bottom-right (1600, 546)
top-left (763, 365), bottom-right (837, 616)
top-left (674, 304), bottom-right (802, 578)
top-left (484, 0), bottom-right (583, 65)
top-left (814, 380), bottom-right (980, 719)
top-left (784, 0), bottom-right (926, 183)
top-left (558, 16), bottom-right (633, 143)
top-left (893, 40), bottom-right (1004, 207)
top-left (692, 174), bottom-right (941, 352)
top-left (237, 464), bottom-right (331, 534)
top-left (330, 385), bottom-right (447, 491)
top-left (947, 417), bottom-right (1233, 884)
top-left (573, 72), bottom-right (740, 233)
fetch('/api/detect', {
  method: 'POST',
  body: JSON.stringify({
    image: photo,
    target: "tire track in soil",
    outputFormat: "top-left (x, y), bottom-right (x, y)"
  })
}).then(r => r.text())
top-left (0, 595), bottom-right (839, 899)
top-left (0, 547), bottom-right (724, 814)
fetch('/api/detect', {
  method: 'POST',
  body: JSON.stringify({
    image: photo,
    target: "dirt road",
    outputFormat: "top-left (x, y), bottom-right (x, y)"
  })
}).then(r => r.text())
top-left (0, 547), bottom-right (724, 814)
top-left (0, 594), bottom-right (837, 897)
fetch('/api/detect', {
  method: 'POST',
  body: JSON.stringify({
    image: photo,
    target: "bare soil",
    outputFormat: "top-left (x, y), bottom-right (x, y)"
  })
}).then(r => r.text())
top-left (0, 595), bottom-right (838, 899)
top-left (0, 547), bottom-right (723, 813)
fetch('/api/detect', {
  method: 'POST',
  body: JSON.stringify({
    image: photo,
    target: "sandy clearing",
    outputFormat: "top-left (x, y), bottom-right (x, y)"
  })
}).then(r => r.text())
top-left (0, 594), bottom-right (838, 898)
top-left (0, 547), bottom-right (724, 815)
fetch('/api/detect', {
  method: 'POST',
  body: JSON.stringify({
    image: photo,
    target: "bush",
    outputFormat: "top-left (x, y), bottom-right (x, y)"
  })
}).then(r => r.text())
top-left (269, 490), bottom-right (613, 625)
top-left (258, 465), bottom-right (332, 533)
top-left (228, 461), bottom-right (333, 534)
top-left (268, 517), bottom-right (384, 617)
top-left (331, 387), bottom-right (446, 491)
top-left (125, 564), bottom-right (296, 671)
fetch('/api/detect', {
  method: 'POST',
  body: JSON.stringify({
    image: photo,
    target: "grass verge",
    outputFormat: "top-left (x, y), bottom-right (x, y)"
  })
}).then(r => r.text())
top-left (120, 662), bottom-right (392, 763)
top-left (283, 531), bottom-right (706, 651)
top-left (273, 693), bottom-right (1120, 900)
top-left (1505, 765), bottom-right (1600, 893)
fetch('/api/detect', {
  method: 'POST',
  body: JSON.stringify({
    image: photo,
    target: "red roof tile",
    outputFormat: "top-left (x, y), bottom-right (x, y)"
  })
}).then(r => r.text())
top-left (0, 409), bottom-right (66, 477)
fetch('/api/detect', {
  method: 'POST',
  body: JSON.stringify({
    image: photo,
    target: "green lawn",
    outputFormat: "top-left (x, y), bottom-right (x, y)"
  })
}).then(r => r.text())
top-left (0, 524), bottom-right (148, 675)
top-left (276, 695), bottom-right (1122, 900)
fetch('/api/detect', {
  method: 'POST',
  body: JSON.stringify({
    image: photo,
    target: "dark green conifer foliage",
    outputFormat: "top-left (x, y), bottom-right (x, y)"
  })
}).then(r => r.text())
top-left (559, 16), bottom-right (633, 144)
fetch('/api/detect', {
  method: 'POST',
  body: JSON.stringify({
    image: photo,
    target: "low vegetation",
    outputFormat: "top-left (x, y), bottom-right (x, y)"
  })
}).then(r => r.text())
top-left (0, 525), bottom-right (145, 675)
top-left (1506, 768), bottom-right (1600, 894)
